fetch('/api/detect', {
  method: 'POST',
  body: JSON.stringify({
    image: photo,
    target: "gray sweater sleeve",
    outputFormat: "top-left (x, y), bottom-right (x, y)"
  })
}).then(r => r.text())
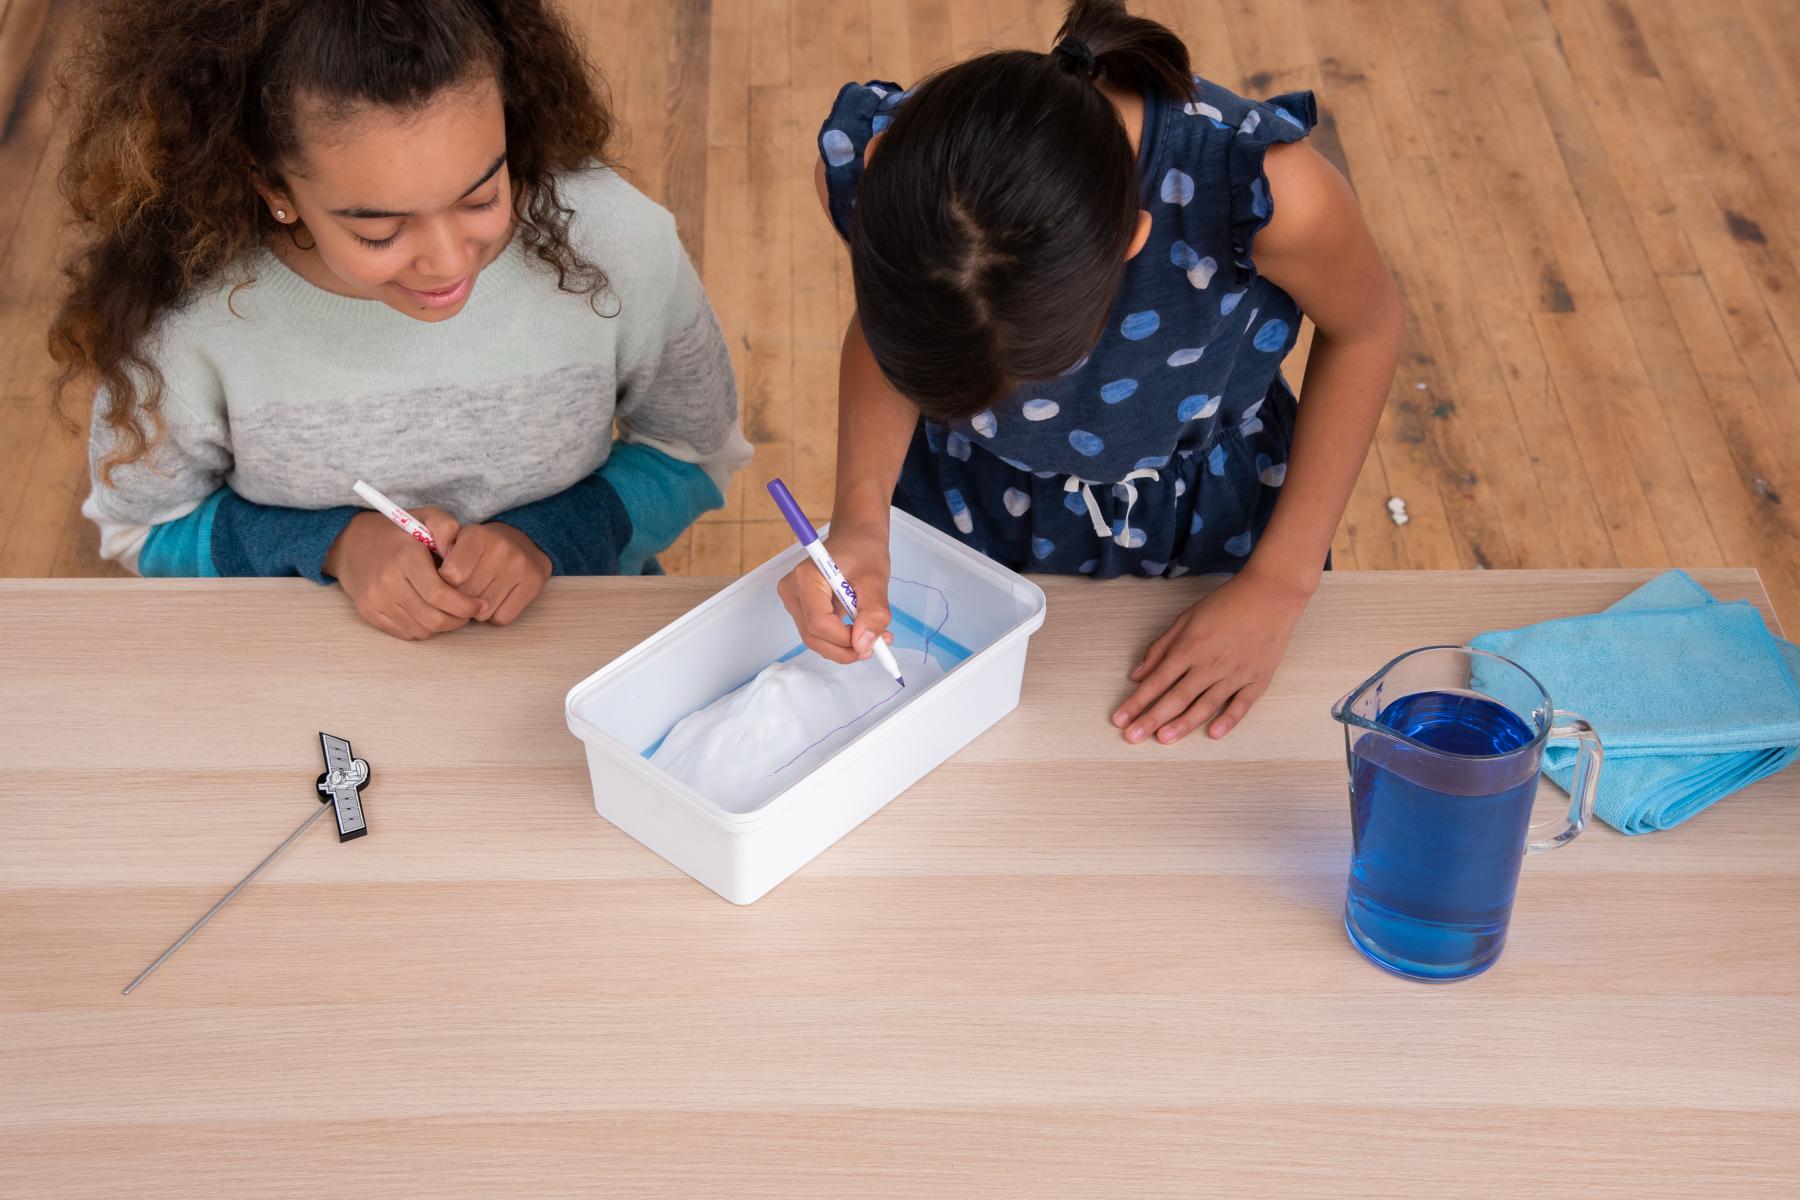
top-left (81, 343), bottom-right (234, 573)
top-left (83, 384), bottom-right (358, 580)
top-left (588, 181), bottom-right (752, 495)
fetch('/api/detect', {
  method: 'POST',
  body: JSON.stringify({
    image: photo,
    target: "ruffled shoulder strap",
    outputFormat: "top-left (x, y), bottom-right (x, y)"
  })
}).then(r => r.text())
top-left (1221, 88), bottom-right (1317, 285)
top-left (817, 79), bottom-right (909, 241)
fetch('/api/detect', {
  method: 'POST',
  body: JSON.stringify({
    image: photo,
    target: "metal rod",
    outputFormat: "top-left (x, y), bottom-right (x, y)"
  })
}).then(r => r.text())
top-left (122, 802), bottom-right (333, 995)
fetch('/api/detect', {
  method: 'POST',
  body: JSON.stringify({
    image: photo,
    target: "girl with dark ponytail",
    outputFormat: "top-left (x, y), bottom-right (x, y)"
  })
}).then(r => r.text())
top-left (779, 0), bottom-right (1402, 745)
top-left (53, 0), bottom-right (750, 640)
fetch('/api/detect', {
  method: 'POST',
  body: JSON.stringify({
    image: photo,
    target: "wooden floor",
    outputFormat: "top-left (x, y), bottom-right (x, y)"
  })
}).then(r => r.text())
top-left (2, 0), bottom-right (1797, 625)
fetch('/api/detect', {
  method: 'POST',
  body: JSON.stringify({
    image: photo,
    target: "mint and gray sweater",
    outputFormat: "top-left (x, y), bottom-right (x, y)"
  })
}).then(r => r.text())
top-left (84, 167), bottom-right (752, 579)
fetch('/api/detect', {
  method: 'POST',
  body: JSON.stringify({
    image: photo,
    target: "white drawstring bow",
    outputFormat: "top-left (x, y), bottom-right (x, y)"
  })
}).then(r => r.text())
top-left (1064, 469), bottom-right (1161, 544)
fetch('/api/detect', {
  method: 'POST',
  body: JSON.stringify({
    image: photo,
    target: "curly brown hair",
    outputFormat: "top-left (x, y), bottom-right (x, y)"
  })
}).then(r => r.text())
top-left (49, 0), bottom-right (619, 480)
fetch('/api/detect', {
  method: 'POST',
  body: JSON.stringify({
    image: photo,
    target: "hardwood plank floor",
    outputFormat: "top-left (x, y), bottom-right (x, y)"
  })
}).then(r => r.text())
top-left (0, 0), bottom-right (1794, 625)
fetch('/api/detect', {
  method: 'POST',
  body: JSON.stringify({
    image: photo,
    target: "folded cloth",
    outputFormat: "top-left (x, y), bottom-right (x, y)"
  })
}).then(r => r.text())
top-left (1471, 570), bottom-right (1800, 834)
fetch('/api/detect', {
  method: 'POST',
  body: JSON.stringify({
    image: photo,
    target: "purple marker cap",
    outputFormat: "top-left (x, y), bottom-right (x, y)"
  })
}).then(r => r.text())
top-left (767, 478), bottom-right (819, 545)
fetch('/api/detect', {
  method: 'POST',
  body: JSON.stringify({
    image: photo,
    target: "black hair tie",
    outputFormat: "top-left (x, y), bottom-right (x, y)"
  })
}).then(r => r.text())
top-left (1052, 36), bottom-right (1098, 79)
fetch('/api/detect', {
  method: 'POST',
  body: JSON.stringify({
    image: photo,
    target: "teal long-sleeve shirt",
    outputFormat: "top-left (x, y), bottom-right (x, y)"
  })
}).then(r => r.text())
top-left (134, 442), bottom-right (720, 579)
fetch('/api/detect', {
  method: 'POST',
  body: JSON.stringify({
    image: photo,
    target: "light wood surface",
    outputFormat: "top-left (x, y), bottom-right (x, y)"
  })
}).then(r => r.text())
top-left (2, 1), bottom-right (1798, 628)
top-left (2, 569), bottom-right (1796, 1198)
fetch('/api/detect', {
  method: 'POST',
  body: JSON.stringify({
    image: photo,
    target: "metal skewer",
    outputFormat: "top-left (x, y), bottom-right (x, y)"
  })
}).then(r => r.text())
top-left (123, 731), bottom-right (371, 996)
top-left (122, 800), bottom-right (334, 995)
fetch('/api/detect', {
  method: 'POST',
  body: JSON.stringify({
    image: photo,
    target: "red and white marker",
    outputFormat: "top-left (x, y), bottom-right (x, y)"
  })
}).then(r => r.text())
top-left (352, 479), bottom-right (440, 555)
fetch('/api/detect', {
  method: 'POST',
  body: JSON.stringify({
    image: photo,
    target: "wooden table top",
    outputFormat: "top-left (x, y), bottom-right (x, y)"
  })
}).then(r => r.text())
top-left (3, 570), bottom-right (1796, 1198)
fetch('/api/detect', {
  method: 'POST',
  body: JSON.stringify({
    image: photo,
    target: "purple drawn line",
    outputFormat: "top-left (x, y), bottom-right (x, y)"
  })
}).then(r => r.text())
top-left (768, 576), bottom-right (951, 777)
top-left (767, 683), bottom-right (908, 776)
top-left (901, 576), bottom-right (951, 664)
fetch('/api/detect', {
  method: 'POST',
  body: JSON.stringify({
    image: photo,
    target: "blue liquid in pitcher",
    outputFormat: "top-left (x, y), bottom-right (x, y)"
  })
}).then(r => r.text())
top-left (1345, 690), bottom-right (1539, 981)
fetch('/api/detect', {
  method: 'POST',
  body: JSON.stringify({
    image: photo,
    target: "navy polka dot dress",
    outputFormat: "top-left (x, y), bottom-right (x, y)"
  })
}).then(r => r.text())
top-left (820, 76), bottom-right (1318, 580)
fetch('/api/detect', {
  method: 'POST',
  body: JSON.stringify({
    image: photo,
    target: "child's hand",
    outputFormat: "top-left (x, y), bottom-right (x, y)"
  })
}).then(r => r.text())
top-left (326, 507), bottom-right (481, 640)
top-left (438, 522), bottom-right (552, 626)
top-left (776, 521), bottom-right (895, 664)
top-left (1112, 571), bottom-right (1311, 744)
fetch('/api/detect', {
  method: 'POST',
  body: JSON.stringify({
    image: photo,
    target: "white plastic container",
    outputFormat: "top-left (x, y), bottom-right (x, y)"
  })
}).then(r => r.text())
top-left (564, 508), bottom-right (1047, 904)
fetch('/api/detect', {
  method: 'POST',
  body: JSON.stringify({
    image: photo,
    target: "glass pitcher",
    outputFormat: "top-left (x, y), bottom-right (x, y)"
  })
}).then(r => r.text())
top-left (1331, 646), bottom-right (1603, 981)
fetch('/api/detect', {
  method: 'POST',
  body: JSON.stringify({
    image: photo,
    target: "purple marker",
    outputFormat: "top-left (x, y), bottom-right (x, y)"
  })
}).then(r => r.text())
top-left (768, 478), bottom-right (905, 687)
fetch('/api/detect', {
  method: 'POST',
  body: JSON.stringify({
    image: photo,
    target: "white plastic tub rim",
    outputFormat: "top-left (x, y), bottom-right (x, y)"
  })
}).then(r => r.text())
top-left (565, 507), bottom-right (1047, 830)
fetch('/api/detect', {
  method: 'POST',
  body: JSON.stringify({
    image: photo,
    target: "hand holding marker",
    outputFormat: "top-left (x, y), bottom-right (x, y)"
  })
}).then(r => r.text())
top-left (768, 479), bottom-right (905, 688)
top-left (353, 479), bottom-right (442, 556)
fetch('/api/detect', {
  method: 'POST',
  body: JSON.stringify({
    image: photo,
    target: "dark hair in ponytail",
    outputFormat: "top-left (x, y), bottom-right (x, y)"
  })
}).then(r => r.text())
top-left (850, 0), bottom-right (1193, 421)
top-left (1050, 0), bottom-right (1195, 99)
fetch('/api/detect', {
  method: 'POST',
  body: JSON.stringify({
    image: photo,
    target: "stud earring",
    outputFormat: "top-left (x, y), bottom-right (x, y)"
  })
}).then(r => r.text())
top-left (275, 209), bottom-right (287, 221)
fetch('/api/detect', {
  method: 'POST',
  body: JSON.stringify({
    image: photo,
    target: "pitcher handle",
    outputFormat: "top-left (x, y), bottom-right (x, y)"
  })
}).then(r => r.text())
top-left (1528, 711), bottom-right (1603, 853)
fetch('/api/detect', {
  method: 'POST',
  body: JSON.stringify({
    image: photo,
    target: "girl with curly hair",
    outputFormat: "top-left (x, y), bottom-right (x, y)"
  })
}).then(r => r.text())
top-left (51, 0), bottom-right (750, 639)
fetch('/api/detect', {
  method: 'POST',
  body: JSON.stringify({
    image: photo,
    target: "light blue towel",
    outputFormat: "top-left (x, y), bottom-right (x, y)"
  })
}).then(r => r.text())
top-left (1471, 570), bottom-right (1800, 834)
